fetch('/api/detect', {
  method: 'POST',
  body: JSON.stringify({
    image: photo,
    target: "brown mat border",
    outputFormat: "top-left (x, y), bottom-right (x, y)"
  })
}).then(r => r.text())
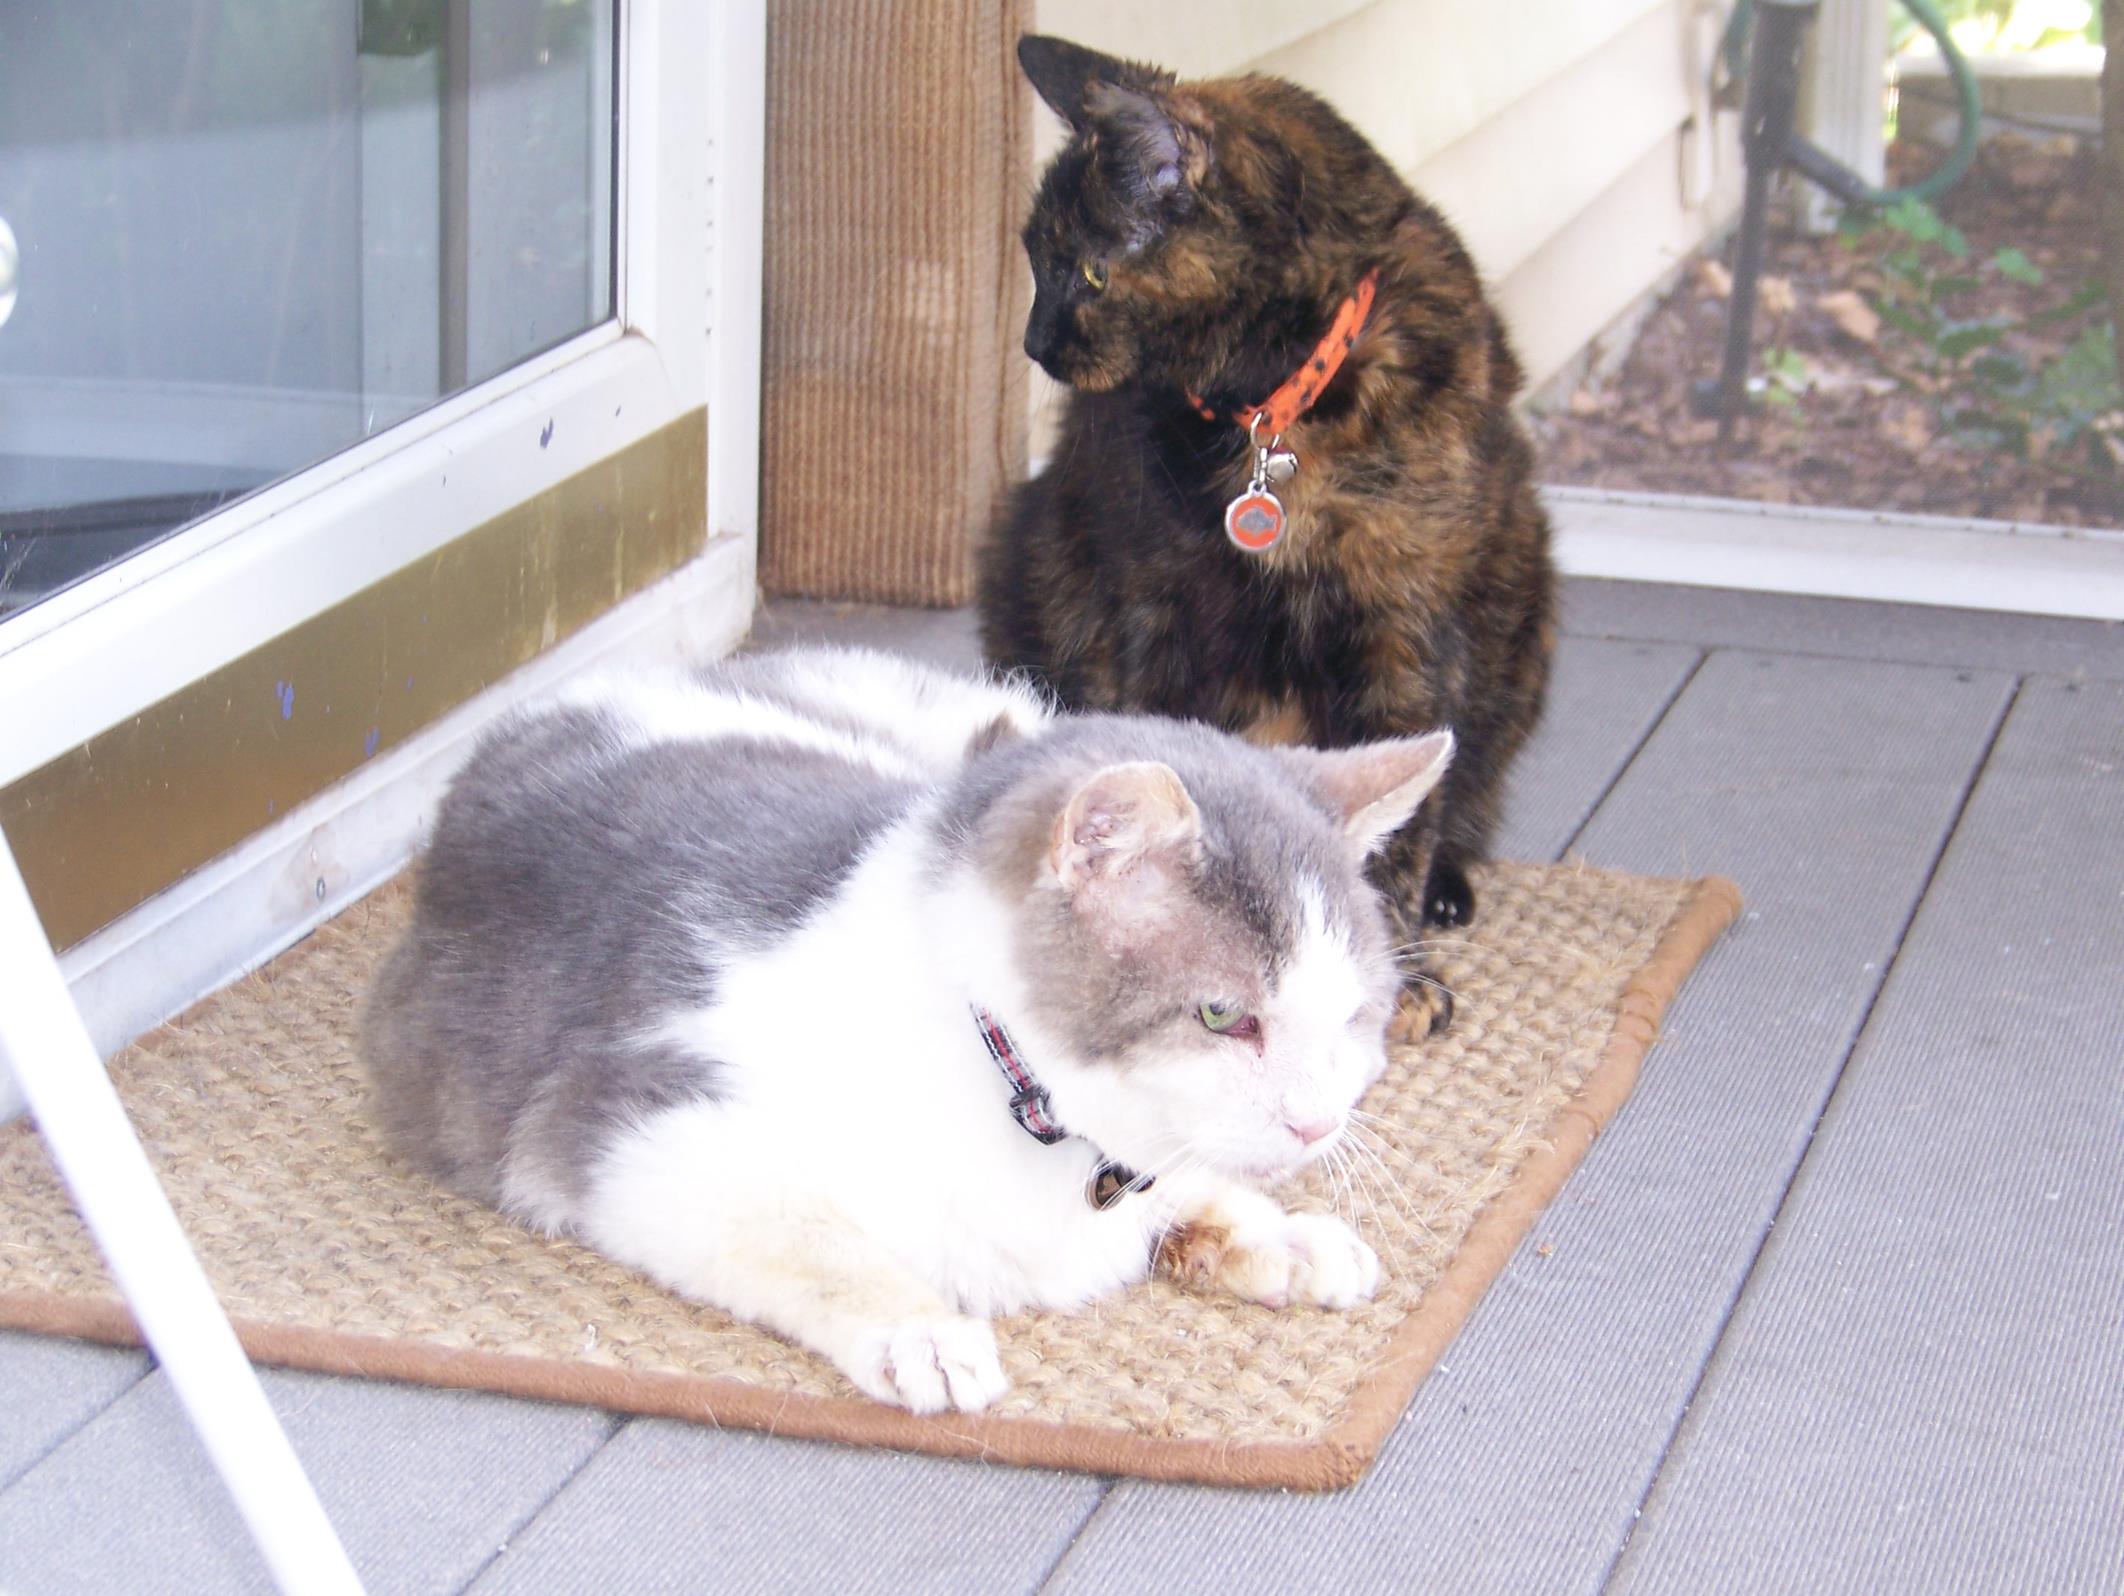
top-left (2, 876), bottom-right (1738, 1491)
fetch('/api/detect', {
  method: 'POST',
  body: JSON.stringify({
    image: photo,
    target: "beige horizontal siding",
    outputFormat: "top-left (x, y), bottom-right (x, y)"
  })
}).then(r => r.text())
top-left (1408, 1), bottom-right (1696, 285)
top-left (1029, 0), bottom-right (1377, 79)
top-left (1030, 0), bottom-right (1675, 170)
top-left (1237, 0), bottom-right (1677, 175)
top-left (1495, 123), bottom-right (1733, 387)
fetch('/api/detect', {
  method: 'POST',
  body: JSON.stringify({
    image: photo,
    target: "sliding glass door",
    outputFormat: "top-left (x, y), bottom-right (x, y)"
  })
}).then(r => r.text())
top-left (0, 0), bottom-right (617, 620)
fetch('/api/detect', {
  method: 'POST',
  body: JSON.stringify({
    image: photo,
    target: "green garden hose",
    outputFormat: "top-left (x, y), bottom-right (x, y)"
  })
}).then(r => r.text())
top-left (1720, 0), bottom-right (1985, 206)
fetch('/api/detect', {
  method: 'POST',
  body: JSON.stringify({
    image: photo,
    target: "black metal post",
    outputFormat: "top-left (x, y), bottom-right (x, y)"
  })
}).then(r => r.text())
top-left (1693, 0), bottom-right (1820, 435)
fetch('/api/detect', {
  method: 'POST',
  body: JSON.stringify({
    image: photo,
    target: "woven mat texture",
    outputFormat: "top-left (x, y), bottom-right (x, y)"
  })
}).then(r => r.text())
top-left (758, 0), bottom-right (1032, 606)
top-left (0, 861), bottom-right (1736, 1489)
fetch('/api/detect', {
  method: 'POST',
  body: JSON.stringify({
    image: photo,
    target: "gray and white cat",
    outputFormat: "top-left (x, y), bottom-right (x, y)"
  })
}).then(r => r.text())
top-left (361, 647), bottom-right (1452, 1413)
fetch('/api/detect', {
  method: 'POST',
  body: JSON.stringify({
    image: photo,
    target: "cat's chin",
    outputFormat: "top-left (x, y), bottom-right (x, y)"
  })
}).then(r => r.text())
top-left (1043, 357), bottom-right (1130, 393)
top-left (1230, 1152), bottom-right (1318, 1186)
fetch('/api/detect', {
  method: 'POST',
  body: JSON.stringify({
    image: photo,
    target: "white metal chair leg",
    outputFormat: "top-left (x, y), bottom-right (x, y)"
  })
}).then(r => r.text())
top-left (0, 836), bottom-right (363, 1596)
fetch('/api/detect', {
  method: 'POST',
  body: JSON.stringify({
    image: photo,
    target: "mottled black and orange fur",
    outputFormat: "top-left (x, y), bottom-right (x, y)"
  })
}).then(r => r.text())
top-left (977, 37), bottom-right (1556, 1038)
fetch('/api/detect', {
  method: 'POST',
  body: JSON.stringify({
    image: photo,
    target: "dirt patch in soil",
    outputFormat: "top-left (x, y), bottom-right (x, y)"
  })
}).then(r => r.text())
top-left (1533, 132), bottom-right (2123, 529)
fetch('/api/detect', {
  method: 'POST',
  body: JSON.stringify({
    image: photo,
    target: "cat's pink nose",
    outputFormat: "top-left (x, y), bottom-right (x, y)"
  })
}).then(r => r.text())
top-left (1285, 1116), bottom-right (1338, 1148)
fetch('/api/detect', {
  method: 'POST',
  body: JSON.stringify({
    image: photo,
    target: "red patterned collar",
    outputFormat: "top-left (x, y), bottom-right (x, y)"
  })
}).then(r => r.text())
top-left (971, 1007), bottom-right (1154, 1210)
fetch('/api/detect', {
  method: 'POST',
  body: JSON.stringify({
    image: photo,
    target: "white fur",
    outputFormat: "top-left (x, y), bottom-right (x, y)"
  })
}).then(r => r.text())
top-left (586, 823), bottom-right (1163, 1327)
top-left (547, 654), bottom-right (1397, 1413)
top-left (746, 646), bottom-right (1053, 768)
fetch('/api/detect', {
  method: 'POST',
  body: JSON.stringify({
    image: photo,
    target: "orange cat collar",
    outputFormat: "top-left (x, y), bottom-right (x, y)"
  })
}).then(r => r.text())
top-left (1188, 268), bottom-right (1380, 435)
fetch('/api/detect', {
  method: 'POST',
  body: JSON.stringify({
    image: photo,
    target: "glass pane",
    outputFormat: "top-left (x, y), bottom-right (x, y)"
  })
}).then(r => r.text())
top-left (0, 0), bottom-right (617, 623)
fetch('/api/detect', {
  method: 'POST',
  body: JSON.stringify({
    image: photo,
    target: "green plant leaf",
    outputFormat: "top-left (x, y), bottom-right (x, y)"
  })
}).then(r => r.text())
top-left (1992, 247), bottom-right (2045, 287)
top-left (1971, 351), bottom-right (2029, 390)
top-left (2029, 280), bottom-right (2108, 326)
top-left (1883, 246), bottom-right (1929, 285)
top-left (1933, 274), bottom-right (1983, 298)
top-left (1766, 347), bottom-right (1810, 383)
top-left (1885, 196), bottom-right (1939, 241)
top-left (1948, 406), bottom-right (2032, 454)
top-left (1936, 320), bottom-right (2010, 360)
top-left (1878, 302), bottom-right (1934, 342)
top-left (2032, 324), bottom-right (2124, 431)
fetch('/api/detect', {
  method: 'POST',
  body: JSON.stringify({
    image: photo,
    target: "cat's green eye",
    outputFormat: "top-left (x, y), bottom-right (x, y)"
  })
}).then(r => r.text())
top-left (1080, 259), bottom-right (1109, 292)
top-left (1199, 1001), bottom-right (1246, 1033)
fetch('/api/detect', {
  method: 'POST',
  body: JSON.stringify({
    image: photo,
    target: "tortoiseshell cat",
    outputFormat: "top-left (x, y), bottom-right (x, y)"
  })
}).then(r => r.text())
top-left (978, 35), bottom-right (1556, 1037)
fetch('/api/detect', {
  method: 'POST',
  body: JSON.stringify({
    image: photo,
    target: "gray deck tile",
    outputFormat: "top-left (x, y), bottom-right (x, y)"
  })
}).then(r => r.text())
top-left (0, 1331), bottom-right (147, 1490)
top-left (1610, 674), bottom-right (2124, 1596)
top-left (749, 599), bottom-right (982, 672)
top-left (0, 1366), bottom-right (615, 1595)
top-left (1044, 652), bottom-right (2014, 1596)
top-left (471, 1420), bottom-right (1106, 1596)
top-left (1491, 636), bottom-right (1699, 862)
top-left (1564, 577), bottom-right (2124, 679)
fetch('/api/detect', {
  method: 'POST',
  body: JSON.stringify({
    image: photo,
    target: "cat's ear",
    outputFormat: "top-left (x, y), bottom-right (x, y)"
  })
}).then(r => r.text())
top-left (1287, 732), bottom-right (1456, 857)
top-left (1019, 36), bottom-right (1198, 214)
top-left (1017, 35), bottom-right (1162, 132)
top-left (1049, 761), bottom-right (1202, 893)
top-left (1083, 80), bottom-right (1194, 205)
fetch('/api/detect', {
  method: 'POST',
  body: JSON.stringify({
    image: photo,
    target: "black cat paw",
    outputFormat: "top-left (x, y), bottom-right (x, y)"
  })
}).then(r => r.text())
top-left (1422, 858), bottom-right (1475, 928)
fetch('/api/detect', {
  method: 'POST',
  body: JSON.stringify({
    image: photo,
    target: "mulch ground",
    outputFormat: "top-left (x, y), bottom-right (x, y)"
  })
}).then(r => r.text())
top-left (1532, 132), bottom-right (2123, 529)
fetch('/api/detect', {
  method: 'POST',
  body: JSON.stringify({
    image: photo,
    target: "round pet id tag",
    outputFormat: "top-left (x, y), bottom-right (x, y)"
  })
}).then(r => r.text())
top-left (1224, 487), bottom-right (1286, 552)
top-left (1226, 414), bottom-right (1292, 554)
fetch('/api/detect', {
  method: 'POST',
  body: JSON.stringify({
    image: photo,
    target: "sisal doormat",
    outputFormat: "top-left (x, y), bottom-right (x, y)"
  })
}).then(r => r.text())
top-left (0, 862), bottom-right (1737, 1491)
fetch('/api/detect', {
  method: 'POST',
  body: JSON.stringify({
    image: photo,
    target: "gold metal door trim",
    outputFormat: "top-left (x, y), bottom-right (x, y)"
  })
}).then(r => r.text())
top-left (1, 406), bottom-right (708, 951)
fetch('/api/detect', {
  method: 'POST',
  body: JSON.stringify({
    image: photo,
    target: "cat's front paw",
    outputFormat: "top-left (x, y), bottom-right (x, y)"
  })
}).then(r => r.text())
top-left (1163, 1212), bottom-right (1380, 1310)
top-left (845, 1316), bottom-right (1008, 1415)
top-left (1387, 979), bottom-right (1454, 1043)
top-left (1278, 1212), bottom-right (1381, 1309)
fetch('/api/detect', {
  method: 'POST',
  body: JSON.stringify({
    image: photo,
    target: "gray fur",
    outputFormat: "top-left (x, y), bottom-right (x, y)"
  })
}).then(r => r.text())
top-left (932, 713), bottom-right (1389, 1063)
top-left (363, 701), bottom-right (916, 1222)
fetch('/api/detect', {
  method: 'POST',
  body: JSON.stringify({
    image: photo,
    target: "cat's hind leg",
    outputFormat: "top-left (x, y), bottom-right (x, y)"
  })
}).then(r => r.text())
top-left (713, 1208), bottom-right (1007, 1414)
top-left (1422, 747), bottom-right (1500, 929)
top-left (1369, 816), bottom-right (1457, 1041)
top-left (582, 1117), bottom-right (1007, 1413)
top-left (1421, 852), bottom-right (1476, 929)
top-left (1418, 761), bottom-right (1486, 928)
